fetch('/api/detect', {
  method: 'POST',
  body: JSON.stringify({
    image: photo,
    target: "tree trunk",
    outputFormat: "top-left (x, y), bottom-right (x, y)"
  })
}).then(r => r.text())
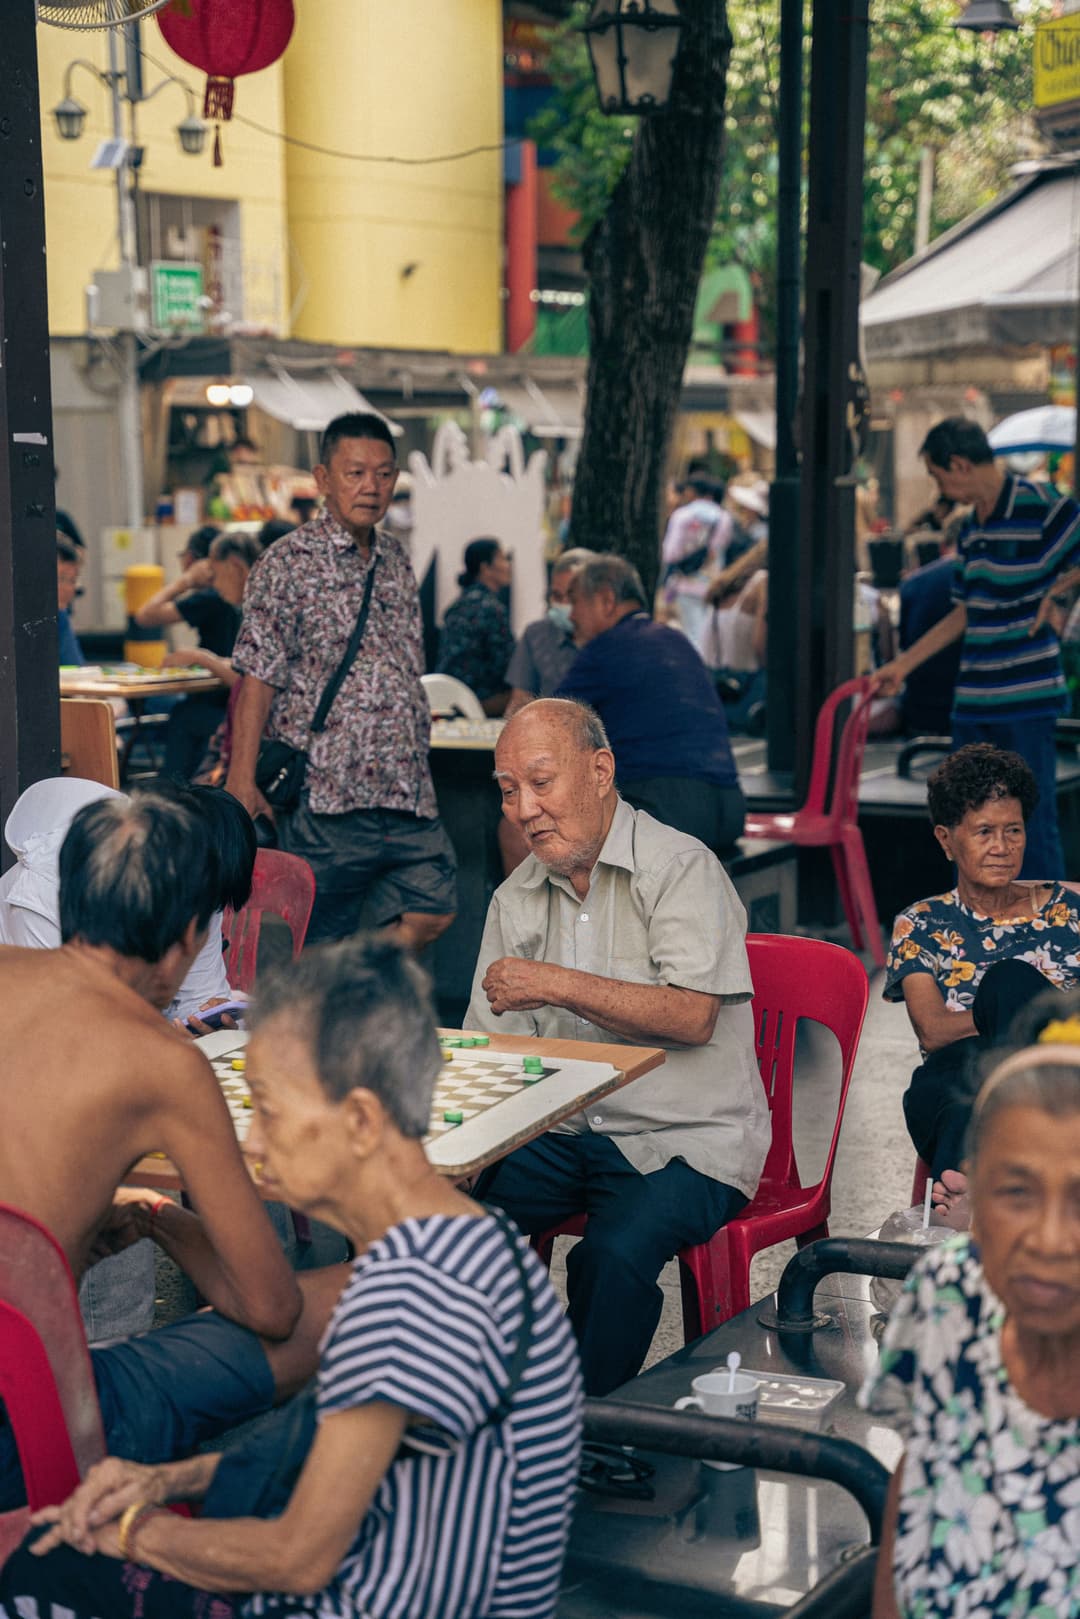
top-left (570, 1), bottom-right (732, 599)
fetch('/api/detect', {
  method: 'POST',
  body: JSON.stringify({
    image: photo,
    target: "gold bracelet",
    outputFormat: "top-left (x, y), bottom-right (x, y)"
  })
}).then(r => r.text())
top-left (119, 1495), bottom-right (163, 1560)
top-left (117, 1500), bottom-right (146, 1561)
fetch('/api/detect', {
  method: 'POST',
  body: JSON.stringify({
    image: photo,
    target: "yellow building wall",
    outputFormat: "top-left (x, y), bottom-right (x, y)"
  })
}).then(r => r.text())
top-left (282, 0), bottom-right (504, 354)
top-left (37, 26), bottom-right (289, 337)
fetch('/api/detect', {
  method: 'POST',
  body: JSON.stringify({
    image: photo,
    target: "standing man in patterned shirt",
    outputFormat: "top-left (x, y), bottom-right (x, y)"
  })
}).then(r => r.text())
top-left (873, 418), bottom-right (1080, 879)
top-left (226, 413), bottom-right (456, 948)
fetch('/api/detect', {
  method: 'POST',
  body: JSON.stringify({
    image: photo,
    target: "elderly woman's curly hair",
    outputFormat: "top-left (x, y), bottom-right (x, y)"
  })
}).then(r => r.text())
top-left (926, 743), bottom-right (1038, 831)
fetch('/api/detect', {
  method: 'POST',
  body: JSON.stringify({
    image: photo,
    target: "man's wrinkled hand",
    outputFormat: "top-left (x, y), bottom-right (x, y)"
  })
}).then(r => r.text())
top-left (225, 775), bottom-right (275, 825)
top-left (481, 957), bottom-right (554, 1015)
top-left (868, 660), bottom-right (906, 698)
top-left (89, 1189), bottom-right (168, 1258)
top-left (1030, 590), bottom-right (1065, 638)
top-left (29, 1456), bottom-right (168, 1559)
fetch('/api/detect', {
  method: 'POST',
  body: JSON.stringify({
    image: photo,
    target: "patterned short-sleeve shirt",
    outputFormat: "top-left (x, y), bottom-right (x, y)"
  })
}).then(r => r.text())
top-left (884, 885), bottom-right (1080, 1013)
top-left (859, 1236), bottom-right (1080, 1619)
top-left (232, 510), bottom-right (436, 818)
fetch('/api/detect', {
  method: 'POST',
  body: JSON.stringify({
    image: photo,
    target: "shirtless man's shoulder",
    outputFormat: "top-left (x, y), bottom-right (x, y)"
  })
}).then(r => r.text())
top-left (0, 944), bottom-right (232, 1268)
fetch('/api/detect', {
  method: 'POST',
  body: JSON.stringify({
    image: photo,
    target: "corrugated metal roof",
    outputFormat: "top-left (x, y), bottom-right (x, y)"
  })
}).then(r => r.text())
top-left (860, 163), bottom-right (1080, 361)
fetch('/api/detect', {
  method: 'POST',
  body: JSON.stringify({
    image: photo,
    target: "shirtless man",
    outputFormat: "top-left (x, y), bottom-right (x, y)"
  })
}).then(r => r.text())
top-left (0, 790), bottom-right (347, 1507)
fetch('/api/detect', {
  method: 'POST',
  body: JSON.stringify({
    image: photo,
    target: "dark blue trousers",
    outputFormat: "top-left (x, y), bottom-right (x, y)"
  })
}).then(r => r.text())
top-left (950, 713), bottom-right (1064, 880)
top-left (476, 1132), bottom-right (745, 1397)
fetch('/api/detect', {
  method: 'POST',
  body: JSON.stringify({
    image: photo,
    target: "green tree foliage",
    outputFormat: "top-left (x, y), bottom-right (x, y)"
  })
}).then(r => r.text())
top-left (530, 0), bottom-right (1050, 346)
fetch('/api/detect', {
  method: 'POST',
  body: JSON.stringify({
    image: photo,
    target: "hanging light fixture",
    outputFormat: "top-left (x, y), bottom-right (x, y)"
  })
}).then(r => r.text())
top-left (52, 95), bottom-right (88, 140)
top-left (582, 0), bottom-right (684, 116)
top-left (953, 1), bottom-right (1018, 32)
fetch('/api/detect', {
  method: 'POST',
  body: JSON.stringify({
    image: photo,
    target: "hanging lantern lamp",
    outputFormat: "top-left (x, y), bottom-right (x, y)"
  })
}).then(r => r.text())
top-left (157, 0), bottom-right (295, 164)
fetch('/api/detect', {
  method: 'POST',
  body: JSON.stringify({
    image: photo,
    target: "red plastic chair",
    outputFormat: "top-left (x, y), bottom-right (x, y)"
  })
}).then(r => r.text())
top-left (0, 1204), bottom-right (106, 1568)
top-left (223, 849), bottom-right (316, 993)
top-left (532, 933), bottom-right (870, 1340)
top-left (743, 677), bottom-right (885, 968)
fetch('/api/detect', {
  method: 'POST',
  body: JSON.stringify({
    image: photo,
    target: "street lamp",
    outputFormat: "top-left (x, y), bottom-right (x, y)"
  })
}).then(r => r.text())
top-left (583, 0), bottom-right (684, 115)
top-left (952, 1), bottom-right (1018, 32)
top-left (50, 60), bottom-right (207, 155)
top-left (52, 94), bottom-right (87, 140)
top-left (176, 113), bottom-right (208, 156)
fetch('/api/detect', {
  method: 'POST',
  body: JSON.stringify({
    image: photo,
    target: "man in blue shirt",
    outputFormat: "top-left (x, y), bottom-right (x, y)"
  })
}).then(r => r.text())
top-left (874, 418), bottom-right (1080, 879)
top-left (556, 555), bottom-right (744, 851)
top-left (57, 534), bottom-right (85, 666)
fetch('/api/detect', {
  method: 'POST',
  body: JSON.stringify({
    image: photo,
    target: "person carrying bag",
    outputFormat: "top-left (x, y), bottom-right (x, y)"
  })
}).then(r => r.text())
top-left (255, 557), bottom-right (378, 813)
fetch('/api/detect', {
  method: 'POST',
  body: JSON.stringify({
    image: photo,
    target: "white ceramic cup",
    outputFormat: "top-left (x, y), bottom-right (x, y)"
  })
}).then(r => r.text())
top-left (674, 1371), bottom-right (760, 1470)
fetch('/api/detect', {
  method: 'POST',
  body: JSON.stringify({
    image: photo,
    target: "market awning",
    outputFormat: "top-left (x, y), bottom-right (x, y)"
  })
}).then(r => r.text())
top-left (490, 377), bottom-right (585, 438)
top-left (244, 365), bottom-right (402, 435)
top-left (733, 408), bottom-right (776, 450)
top-left (860, 161), bottom-right (1080, 362)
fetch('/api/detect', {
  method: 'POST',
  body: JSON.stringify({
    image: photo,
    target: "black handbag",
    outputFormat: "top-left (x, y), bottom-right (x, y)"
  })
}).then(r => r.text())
top-left (254, 556), bottom-right (379, 812)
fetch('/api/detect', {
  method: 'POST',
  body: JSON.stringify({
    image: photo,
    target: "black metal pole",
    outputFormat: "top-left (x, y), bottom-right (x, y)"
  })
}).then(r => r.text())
top-left (757, 1236), bottom-right (919, 1331)
top-left (766, 0), bottom-right (804, 781)
top-left (793, 0), bottom-right (870, 792)
top-left (0, 3), bottom-right (60, 865)
top-left (584, 1400), bottom-right (891, 1541)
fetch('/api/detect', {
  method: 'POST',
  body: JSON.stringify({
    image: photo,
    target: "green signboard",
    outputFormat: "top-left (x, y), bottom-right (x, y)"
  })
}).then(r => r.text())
top-left (150, 261), bottom-right (204, 332)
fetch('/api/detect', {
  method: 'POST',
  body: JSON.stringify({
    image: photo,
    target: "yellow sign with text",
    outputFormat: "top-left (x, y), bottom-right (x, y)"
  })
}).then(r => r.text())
top-left (1035, 14), bottom-right (1080, 110)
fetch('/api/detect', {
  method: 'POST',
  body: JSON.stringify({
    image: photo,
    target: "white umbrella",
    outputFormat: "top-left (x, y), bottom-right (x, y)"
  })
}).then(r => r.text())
top-left (988, 405), bottom-right (1075, 455)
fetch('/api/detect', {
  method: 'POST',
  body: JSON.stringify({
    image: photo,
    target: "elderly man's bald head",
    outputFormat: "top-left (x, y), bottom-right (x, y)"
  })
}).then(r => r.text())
top-left (499, 698), bottom-right (609, 757)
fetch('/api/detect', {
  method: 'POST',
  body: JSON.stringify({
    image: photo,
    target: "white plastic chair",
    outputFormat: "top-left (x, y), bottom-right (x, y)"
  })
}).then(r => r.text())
top-left (422, 673), bottom-right (486, 720)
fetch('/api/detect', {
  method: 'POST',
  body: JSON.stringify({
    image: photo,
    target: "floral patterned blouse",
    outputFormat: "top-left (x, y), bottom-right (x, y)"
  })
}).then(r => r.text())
top-left (884, 885), bottom-right (1080, 1013)
top-left (859, 1235), bottom-right (1079, 1619)
top-left (436, 583), bottom-right (515, 704)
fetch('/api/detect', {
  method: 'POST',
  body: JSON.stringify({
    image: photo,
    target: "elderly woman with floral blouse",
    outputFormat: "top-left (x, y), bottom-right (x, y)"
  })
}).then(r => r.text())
top-left (863, 1037), bottom-right (1080, 1619)
top-left (885, 743), bottom-right (1080, 1222)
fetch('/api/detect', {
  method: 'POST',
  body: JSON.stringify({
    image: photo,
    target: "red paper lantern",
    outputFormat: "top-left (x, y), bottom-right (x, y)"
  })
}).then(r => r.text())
top-left (158, 0), bottom-right (294, 162)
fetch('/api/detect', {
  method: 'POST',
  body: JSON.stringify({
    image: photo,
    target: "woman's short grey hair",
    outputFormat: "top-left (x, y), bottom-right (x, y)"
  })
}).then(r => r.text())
top-left (576, 555), bottom-right (648, 609)
top-left (970, 1046), bottom-right (1080, 1165)
top-left (247, 935), bottom-right (442, 1139)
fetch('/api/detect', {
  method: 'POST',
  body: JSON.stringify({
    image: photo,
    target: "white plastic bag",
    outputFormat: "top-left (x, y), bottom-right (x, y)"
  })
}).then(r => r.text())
top-left (869, 1205), bottom-right (952, 1317)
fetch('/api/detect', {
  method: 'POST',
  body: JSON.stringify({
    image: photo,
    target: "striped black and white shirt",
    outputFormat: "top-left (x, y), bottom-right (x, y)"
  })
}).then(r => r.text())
top-left (952, 475), bottom-right (1080, 719)
top-left (248, 1213), bottom-right (582, 1619)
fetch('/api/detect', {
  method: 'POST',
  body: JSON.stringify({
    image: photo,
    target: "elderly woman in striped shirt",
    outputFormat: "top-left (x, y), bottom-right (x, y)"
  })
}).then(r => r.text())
top-left (2, 938), bottom-right (583, 1619)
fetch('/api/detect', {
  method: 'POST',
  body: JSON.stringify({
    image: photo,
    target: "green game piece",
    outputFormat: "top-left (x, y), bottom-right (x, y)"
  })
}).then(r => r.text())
top-left (523, 1056), bottom-right (544, 1075)
top-left (443, 1109), bottom-right (464, 1125)
top-left (459, 1037), bottom-right (475, 1048)
top-left (472, 1035), bottom-right (490, 1046)
top-left (445, 1037), bottom-right (463, 1047)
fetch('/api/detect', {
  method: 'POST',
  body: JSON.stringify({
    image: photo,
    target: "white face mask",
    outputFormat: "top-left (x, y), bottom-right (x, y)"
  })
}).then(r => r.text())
top-left (547, 602), bottom-right (573, 634)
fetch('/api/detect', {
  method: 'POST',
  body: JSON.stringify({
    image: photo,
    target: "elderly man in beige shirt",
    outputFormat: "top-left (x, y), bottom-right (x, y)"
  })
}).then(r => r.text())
top-left (468, 699), bottom-right (768, 1395)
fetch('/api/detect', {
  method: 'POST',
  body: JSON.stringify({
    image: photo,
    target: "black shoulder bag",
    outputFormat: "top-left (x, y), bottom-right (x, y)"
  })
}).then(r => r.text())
top-left (255, 556), bottom-right (379, 812)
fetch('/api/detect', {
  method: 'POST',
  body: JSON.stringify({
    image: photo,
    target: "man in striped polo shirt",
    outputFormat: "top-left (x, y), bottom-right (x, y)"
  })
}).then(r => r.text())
top-left (874, 418), bottom-right (1080, 878)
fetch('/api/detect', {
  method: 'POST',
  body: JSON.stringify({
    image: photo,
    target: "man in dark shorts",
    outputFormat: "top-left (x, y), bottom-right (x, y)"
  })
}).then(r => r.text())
top-left (0, 790), bottom-right (347, 1507)
top-left (226, 412), bottom-right (457, 948)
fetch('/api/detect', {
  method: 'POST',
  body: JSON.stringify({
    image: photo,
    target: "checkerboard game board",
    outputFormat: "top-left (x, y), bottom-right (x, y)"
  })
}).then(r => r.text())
top-left (196, 1030), bottom-right (624, 1178)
